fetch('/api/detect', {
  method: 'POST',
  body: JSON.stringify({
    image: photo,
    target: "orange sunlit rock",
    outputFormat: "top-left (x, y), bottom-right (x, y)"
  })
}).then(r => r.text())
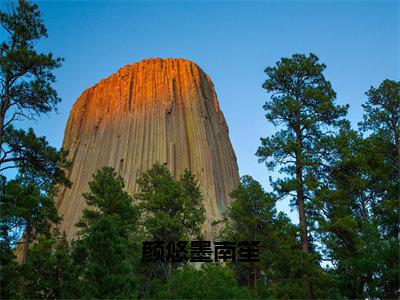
top-left (56, 58), bottom-right (240, 240)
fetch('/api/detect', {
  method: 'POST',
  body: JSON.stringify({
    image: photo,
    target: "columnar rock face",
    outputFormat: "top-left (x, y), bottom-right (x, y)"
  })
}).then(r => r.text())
top-left (56, 58), bottom-right (240, 240)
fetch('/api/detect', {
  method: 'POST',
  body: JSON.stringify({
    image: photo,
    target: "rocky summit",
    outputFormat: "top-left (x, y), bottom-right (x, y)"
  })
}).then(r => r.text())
top-left (56, 58), bottom-right (240, 240)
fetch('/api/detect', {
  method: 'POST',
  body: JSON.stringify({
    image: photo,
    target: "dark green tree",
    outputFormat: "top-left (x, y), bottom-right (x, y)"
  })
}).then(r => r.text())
top-left (22, 231), bottom-right (73, 299)
top-left (135, 162), bottom-right (205, 296)
top-left (256, 53), bottom-right (348, 297)
top-left (71, 166), bottom-right (140, 299)
top-left (73, 217), bottom-right (137, 299)
top-left (135, 162), bottom-right (205, 242)
top-left (76, 166), bottom-right (139, 236)
top-left (220, 176), bottom-right (331, 298)
top-left (0, 179), bottom-right (60, 263)
top-left (360, 79), bottom-right (399, 242)
top-left (0, 0), bottom-right (70, 268)
top-left (315, 129), bottom-right (375, 298)
top-left (2, 127), bottom-right (70, 189)
top-left (360, 79), bottom-right (400, 166)
top-left (316, 80), bottom-right (399, 298)
top-left (357, 80), bottom-right (399, 298)
top-left (0, 223), bottom-right (21, 299)
top-left (0, 0), bottom-right (66, 174)
top-left (156, 263), bottom-right (253, 299)
top-left (218, 175), bottom-right (275, 292)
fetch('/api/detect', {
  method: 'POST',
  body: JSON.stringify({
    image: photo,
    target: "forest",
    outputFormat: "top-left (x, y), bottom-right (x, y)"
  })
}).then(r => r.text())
top-left (0, 1), bottom-right (399, 299)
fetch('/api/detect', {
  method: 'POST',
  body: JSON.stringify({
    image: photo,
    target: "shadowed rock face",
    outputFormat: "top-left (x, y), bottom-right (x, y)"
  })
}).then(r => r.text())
top-left (56, 58), bottom-right (240, 240)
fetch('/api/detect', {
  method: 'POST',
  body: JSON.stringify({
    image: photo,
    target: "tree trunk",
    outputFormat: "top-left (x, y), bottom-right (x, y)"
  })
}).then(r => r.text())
top-left (392, 128), bottom-right (399, 241)
top-left (296, 163), bottom-right (312, 300)
top-left (0, 81), bottom-right (10, 141)
top-left (295, 112), bottom-right (311, 299)
top-left (296, 169), bottom-right (309, 253)
top-left (0, 82), bottom-right (10, 169)
top-left (0, 109), bottom-right (5, 141)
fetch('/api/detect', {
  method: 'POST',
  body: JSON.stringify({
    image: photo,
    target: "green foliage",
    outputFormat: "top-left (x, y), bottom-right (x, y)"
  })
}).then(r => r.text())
top-left (135, 162), bottom-right (205, 241)
top-left (256, 53), bottom-right (349, 237)
top-left (135, 163), bottom-right (206, 297)
top-left (71, 166), bottom-right (140, 299)
top-left (0, 0), bottom-right (70, 266)
top-left (258, 211), bottom-right (332, 299)
top-left (359, 80), bottom-right (399, 247)
top-left (0, 0), bottom-right (70, 193)
top-left (0, 231), bottom-right (21, 299)
top-left (360, 79), bottom-right (400, 141)
top-left (257, 52), bottom-right (348, 206)
top-left (221, 176), bottom-right (332, 298)
top-left (0, 0), bottom-right (63, 124)
top-left (0, 179), bottom-right (60, 255)
top-left (22, 232), bottom-right (73, 299)
top-left (221, 175), bottom-right (276, 240)
top-left (315, 80), bottom-right (399, 299)
top-left (156, 263), bottom-right (254, 299)
top-left (256, 53), bottom-right (348, 297)
top-left (72, 217), bottom-right (137, 299)
top-left (2, 126), bottom-right (71, 189)
top-left (76, 166), bottom-right (139, 237)
top-left (219, 175), bottom-right (275, 290)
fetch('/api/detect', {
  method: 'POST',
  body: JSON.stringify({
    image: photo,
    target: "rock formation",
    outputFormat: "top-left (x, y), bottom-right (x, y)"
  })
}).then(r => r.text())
top-left (56, 58), bottom-right (240, 240)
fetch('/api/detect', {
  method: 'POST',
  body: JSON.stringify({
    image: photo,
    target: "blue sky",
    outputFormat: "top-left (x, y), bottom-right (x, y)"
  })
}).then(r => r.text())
top-left (3, 0), bottom-right (399, 220)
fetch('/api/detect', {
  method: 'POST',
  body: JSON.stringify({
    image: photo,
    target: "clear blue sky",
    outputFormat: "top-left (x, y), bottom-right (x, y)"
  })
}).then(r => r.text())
top-left (4, 0), bottom-right (399, 220)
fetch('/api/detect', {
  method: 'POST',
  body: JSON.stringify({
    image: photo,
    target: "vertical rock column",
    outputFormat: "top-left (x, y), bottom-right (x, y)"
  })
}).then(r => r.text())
top-left (56, 58), bottom-right (240, 240)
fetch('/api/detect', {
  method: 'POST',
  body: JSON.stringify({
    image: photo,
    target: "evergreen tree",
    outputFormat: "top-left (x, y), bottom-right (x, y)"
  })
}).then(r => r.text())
top-left (0, 0), bottom-right (70, 267)
top-left (157, 263), bottom-right (253, 299)
top-left (220, 176), bottom-right (331, 298)
top-left (76, 166), bottom-right (139, 237)
top-left (22, 232), bottom-right (73, 299)
top-left (73, 217), bottom-right (137, 299)
top-left (0, 224), bottom-right (21, 299)
top-left (135, 162), bottom-right (205, 296)
top-left (135, 162), bottom-right (205, 242)
top-left (315, 129), bottom-right (376, 298)
top-left (219, 175), bottom-right (275, 292)
top-left (0, 0), bottom-right (67, 176)
top-left (360, 79), bottom-right (399, 243)
top-left (256, 53), bottom-right (348, 297)
top-left (316, 79), bottom-right (399, 298)
top-left (72, 166), bottom-right (140, 299)
top-left (0, 179), bottom-right (60, 263)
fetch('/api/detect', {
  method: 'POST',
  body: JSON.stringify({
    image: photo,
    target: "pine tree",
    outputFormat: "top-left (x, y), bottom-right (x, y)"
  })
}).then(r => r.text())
top-left (135, 162), bottom-right (205, 296)
top-left (0, 0), bottom-right (68, 176)
top-left (0, 224), bottom-right (21, 299)
top-left (76, 166), bottom-right (139, 237)
top-left (72, 166), bottom-right (140, 299)
top-left (0, 0), bottom-right (70, 266)
top-left (0, 179), bottom-right (60, 263)
top-left (315, 129), bottom-right (374, 298)
top-left (219, 175), bottom-right (275, 292)
top-left (135, 163), bottom-right (205, 242)
top-left (256, 53), bottom-right (348, 297)
top-left (220, 176), bottom-right (331, 298)
top-left (316, 79), bottom-right (399, 298)
top-left (360, 79), bottom-right (399, 243)
top-left (22, 232), bottom-right (73, 299)
top-left (73, 217), bottom-right (137, 299)
top-left (158, 263), bottom-right (253, 299)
